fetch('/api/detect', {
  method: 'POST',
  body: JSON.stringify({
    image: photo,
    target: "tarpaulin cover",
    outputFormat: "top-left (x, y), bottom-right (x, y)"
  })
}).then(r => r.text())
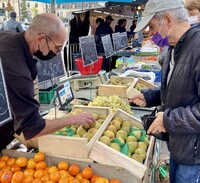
top-left (28, 0), bottom-right (133, 4)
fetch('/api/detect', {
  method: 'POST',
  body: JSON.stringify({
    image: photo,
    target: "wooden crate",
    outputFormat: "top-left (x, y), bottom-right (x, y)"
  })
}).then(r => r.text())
top-left (98, 84), bottom-right (128, 98)
top-left (1, 149), bottom-right (139, 183)
top-left (89, 109), bottom-right (155, 182)
top-left (132, 78), bottom-right (156, 89)
top-left (38, 106), bottom-right (112, 159)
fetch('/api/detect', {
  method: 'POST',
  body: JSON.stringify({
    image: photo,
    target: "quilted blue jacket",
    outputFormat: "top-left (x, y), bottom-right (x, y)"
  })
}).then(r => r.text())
top-left (143, 23), bottom-right (200, 165)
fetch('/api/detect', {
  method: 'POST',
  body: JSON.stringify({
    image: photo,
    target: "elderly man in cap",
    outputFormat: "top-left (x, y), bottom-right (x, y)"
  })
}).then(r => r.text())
top-left (1, 11), bottom-right (24, 32)
top-left (129, 0), bottom-right (200, 182)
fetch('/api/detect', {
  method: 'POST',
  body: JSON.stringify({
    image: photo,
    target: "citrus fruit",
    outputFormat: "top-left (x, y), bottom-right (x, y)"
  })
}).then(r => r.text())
top-left (82, 167), bottom-right (93, 179)
top-left (68, 164), bottom-right (80, 176)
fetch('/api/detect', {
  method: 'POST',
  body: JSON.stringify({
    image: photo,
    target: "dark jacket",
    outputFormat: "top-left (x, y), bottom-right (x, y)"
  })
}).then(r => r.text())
top-left (143, 23), bottom-right (200, 165)
top-left (95, 22), bottom-right (113, 53)
top-left (0, 31), bottom-right (45, 150)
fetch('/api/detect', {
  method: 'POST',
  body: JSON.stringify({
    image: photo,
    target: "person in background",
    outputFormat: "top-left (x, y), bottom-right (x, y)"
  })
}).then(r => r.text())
top-left (0, 13), bottom-right (95, 151)
top-left (0, 11), bottom-right (24, 32)
top-left (115, 19), bottom-right (127, 33)
top-left (130, 19), bottom-right (137, 32)
top-left (95, 15), bottom-right (114, 72)
top-left (184, 0), bottom-right (200, 24)
top-left (95, 17), bottom-right (104, 27)
top-left (129, 0), bottom-right (200, 182)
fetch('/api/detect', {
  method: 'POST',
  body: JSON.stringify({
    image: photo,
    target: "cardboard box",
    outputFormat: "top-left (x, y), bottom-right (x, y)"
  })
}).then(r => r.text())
top-left (89, 109), bottom-right (155, 182)
top-left (38, 106), bottom-right (112, 159)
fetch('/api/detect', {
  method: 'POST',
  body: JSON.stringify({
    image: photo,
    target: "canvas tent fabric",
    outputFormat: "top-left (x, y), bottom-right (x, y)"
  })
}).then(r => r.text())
top-left (30, 0), bottom-right (133, 4)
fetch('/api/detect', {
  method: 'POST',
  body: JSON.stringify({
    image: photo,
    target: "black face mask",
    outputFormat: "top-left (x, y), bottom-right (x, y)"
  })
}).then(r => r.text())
top-left (34, 49), bottom-right (56, 61)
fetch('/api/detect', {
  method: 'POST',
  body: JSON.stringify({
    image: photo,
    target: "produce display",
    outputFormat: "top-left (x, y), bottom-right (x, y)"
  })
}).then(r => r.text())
top-left (0, 152), bottom-right (121, 183)
top-left (88, 96), bottom-right (132, 114)
top-left (99, 115), bottom-right (150, 163)
top-left (53, 109), bottom-right (108, 142)
top-left (108, 77), bottom-right (132, 86)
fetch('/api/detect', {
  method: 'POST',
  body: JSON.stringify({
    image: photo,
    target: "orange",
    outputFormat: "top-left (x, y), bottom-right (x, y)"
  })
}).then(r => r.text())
top-left (82, 167), bottom-right (93, 179)
top-left (23, 169), bottom-right (35, 177)
top-left (60, 170), bottom-right (70, 178)
top-left (15, 157), bottom-right (28, 168)
top-left (7, 158), bottom-right (16, 167)
top-left (22, 176), bottom-right (33, 183)
top-left (34, 152), bottom-right (45, 163)
top-left (41, 174), bottom-right (50, 182)
top-left (110, 179), bottom-right (120, 183)
top-left (1, 166), bottom-right (11, 171)
top-left (48, 166), bottom-right (59, 174)
top-left (46, 181), bottom-right (55, 183)
top-left (12, 171), bottom-right (25, 183)
top-left (69, 178), bottom-right (81, 183)
top-left (95, 177), bottom-right (109, 183)
top-left (32, 178), bottom-right (44, 183)
top-left (1, 155), bottom-right (10, 162)
top-left (27, 159), bottom-right (36, 169)
top-left (68, 164), bottom-right (80, 176)
top-left (0, 160), bottom-right (6, 169)
top-left (36, 161), bottom-right (47, 170)
top-left (1, 170), bottom-right (13, 183)
top-left (58, 161), bottom-right (69, 171)
top-left (34, 169), bottom-right (45, 179)
top-left (50, 171), bottom-right (61, 182)
top-left (80, 178), bottom-right (90, 183)
top-left (58, 177), bottom-right (69, 183)
top-left (10, 165), bottom-right (21, 173)
top-left (90, 174), bottom-right (100, 183)
top-left (76, 173), bottom-right (83, 181)
top-left (0, 170), bottom-right (4, 177)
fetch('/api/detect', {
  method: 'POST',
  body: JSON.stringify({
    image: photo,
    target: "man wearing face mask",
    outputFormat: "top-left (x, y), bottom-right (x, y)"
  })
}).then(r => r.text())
top-left (0, 13), bottom-right (95, 151)
top-left (184, 0), bottom-right (200, 25)
top-left (128, 0), bottom-right (200, 182)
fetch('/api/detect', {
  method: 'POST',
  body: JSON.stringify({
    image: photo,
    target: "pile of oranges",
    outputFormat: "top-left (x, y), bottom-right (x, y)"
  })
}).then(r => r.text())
top-left (0, 152), bottom-right (120, 183)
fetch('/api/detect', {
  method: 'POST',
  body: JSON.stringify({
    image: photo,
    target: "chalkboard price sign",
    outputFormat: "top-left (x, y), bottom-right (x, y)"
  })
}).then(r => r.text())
top-left (120, 32), bottom-right (129, 49)
top-left (79, 35), bottom-right (98, 66)
top-left (36, 53), bottom-right (65, 84)
top-left (0, 59), bottom-right (12, 126)
top-left (112, 32), bottom-right (122, 52)
top-left (102, 35), bottom-right (114, 58)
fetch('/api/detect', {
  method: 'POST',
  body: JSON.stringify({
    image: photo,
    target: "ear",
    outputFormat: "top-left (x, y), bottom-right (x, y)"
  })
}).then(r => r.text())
top-left (35, 34), bottom-right (45, 44)
top-left (164, 13), bottom-right (174, 27)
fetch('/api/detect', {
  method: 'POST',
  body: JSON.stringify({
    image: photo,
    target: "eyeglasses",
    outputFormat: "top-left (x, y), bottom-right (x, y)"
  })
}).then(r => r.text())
top-left (45, 35), bottom-right (63, 53)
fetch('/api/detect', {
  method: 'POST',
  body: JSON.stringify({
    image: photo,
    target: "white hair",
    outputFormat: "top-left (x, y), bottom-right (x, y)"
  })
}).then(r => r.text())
top-left (154, 7), bottom-right (189, 23)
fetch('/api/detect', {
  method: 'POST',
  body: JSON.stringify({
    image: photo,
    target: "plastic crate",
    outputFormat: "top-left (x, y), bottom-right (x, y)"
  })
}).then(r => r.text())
top-left (75, 56), bottom-right (103, 75)
top-left (39, 86), bottom-right (57, 104)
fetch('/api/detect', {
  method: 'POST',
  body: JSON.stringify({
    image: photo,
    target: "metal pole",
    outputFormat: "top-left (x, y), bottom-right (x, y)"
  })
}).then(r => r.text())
top-left (17, 0), bottom-right (21, 22)
top-left (50, 0), bottom-right (55, 13)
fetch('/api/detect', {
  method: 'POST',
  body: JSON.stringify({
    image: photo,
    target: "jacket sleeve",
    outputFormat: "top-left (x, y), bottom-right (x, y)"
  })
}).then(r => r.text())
top-left (163, 47), bottom-right (200, 134)
top-left (142, 87), bottom-right (161, 107)
top-left (16, 23), bottom-right (24, 33)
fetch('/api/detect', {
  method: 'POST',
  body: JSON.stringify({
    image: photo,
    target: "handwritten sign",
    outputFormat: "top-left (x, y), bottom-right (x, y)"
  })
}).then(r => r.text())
top-left (120, 32), bottom-right (129, 49)
top-left (36, 53), bottom-right (65, 84)
top-left (79, 35), bottom-right (98, 66)
top-left (0, 59), bottom-right (12, 126)
top-left (102, 35), bottom-right (114, 58)
top-left (112, 32), bottom-right (122, 52)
